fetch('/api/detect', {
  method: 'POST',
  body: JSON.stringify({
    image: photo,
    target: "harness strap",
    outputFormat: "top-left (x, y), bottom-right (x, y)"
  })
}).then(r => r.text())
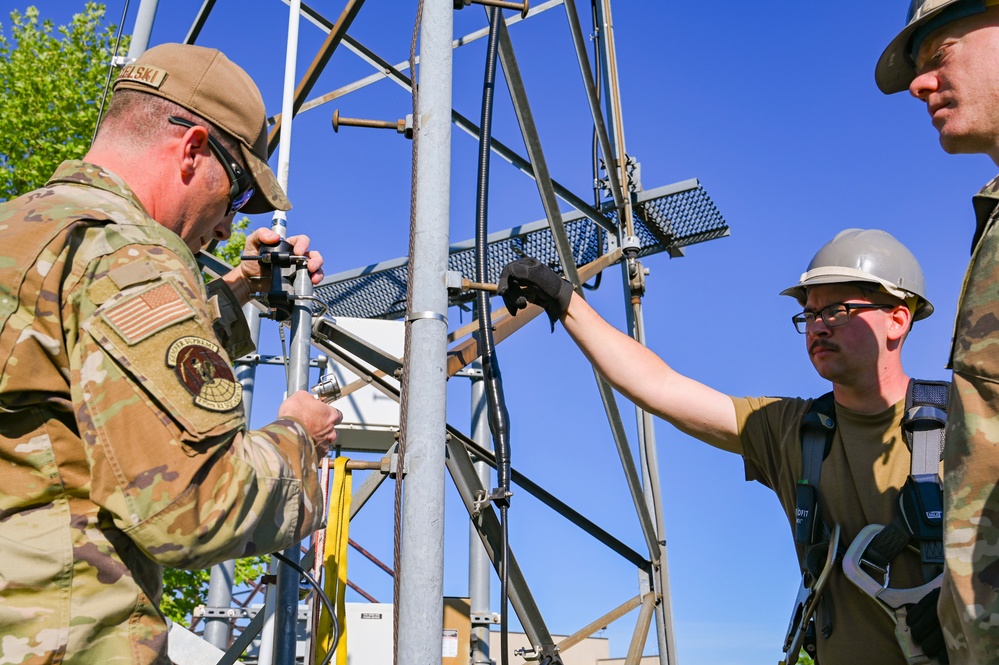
top-left (904, 380), bottom-right (948, 475)
top-left (861, 379), bottom-right (948, 583)
top-left (796, 392), bottom-right (836, 547)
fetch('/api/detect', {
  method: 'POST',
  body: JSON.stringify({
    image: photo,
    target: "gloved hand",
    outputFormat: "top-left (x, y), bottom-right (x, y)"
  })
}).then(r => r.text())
top-left (908, 587), bottom-right (949, 664)
top-left (497, 258), bottom-right (574, 332)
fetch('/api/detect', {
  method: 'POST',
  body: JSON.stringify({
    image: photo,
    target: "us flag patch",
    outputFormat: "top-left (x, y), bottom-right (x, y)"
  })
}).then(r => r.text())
top-left (101, 281), bottom-right (196, 345)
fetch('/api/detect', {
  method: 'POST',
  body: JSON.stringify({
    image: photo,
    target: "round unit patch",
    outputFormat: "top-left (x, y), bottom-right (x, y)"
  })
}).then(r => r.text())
top-left (166, 336), bottom-right (242, 412)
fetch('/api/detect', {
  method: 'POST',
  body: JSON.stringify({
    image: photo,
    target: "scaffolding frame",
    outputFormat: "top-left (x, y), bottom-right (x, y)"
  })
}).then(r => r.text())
top-left (123, 0), bottom-right (734, 663)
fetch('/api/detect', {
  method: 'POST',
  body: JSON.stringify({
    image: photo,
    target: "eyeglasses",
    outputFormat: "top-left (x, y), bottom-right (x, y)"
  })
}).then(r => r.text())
top-left (168, 116), bottom-right (255, 215)
top-left (791, 302), bottom-right (896, 334)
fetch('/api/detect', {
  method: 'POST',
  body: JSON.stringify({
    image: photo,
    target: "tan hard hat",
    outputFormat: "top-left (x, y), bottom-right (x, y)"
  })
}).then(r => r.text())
top-left (114, 43), bottom-right (290, 214)
top-left (876, 0), bottom-right (997, 94)
top-left (780, 229), bottom-right (933, 321)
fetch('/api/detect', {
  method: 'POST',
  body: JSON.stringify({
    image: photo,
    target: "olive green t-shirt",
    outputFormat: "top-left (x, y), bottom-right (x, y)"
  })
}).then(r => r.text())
top-left (733, 395), bottom-right (935, 665)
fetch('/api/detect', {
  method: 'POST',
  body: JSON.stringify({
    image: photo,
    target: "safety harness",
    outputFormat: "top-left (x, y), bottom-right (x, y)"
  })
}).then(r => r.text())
top-left (780, 379), bottom-right (948, 665)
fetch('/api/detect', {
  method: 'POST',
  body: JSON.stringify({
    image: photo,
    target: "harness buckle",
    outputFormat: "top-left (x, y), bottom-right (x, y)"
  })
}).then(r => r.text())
top-left (859, 558), bottom-right (891, 589)
top-left (842, 524), bottom-right (944, 664)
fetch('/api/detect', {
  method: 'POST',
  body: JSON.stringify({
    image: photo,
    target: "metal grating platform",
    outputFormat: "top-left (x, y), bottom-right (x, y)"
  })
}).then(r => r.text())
top-left (314, 179), bottom-right (728, 320)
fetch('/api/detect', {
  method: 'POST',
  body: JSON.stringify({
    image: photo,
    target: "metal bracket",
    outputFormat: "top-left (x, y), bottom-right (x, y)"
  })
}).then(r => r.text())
top-left (388, 452), bottom-right (406, 479)
top-left (446, 270), bottom-right (499, 295)
top-left (470, 612), bottom-right (501, 626)
top-left (472, 487), bottom-right (514, 517)
top-left (194, 605), bottom-right (312, 621)
top-left (622, 236), bottom-right (646, 297)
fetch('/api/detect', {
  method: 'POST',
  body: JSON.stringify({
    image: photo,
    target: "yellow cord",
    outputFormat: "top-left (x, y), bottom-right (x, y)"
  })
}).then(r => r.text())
top-left (316, 457), bottom-right (352, 665)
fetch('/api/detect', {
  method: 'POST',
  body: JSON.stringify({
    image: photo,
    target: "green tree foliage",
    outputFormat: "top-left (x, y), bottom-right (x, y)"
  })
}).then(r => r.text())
top-left (797, 650), bottom-right (815, 665)
top-left (0, 3), bottom-right (128, 200)
top-left (161, 556), bottom-right (267, 625)
top-left (215, 216), bottom-right (251, 267)
top-left (0, 4), bottom-right (268, 626)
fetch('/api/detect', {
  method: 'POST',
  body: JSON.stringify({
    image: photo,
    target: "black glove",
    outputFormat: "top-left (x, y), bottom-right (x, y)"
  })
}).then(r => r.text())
top-left (497, 258), bottom-right (574, 332)
top-left (908, 587), bottom-right (949, 663)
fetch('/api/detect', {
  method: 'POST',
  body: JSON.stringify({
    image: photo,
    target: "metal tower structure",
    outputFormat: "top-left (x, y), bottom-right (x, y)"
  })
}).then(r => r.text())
top-left (125, 0), bottom-right (731, 663)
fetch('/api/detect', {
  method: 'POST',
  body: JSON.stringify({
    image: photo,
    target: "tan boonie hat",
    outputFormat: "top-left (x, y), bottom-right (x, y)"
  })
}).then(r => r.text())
top-left (114, 42), bottom-right (290, 214)
top-left (876, 0), bottom-right (997, 94)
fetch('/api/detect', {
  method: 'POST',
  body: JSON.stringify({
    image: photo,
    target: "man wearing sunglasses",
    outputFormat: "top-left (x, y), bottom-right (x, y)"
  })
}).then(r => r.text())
top-left (498, 228), bottom-right (942, 664)
top-left (0, 43), bottom-right (341, 663)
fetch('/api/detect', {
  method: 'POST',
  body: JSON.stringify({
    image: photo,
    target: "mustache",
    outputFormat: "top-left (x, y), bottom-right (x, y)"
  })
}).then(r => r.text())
top-left (810, 340), bottom-right (838, 355)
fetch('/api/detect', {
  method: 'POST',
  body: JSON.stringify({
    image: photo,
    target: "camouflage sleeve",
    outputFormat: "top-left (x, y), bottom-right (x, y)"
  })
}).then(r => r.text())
top-left (939, 217), bottom-right (999, 663)
top-left (939, 371), bottom-right (999, 663)
top-left (68, 241), bottom-right (322, 569)
top-left (205, 278), bottom-right (255, 360)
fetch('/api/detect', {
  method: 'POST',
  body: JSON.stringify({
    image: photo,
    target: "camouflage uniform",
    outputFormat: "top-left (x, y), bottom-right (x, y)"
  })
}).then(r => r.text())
top-left (939, 176), bottom-right (999, 665)
top-left (0, 161), bottom-right (323, 664)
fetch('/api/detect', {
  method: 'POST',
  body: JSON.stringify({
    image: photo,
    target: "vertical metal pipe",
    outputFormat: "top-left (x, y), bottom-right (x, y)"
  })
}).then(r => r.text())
top-left (203, 560), bottom-right (236, 648)
top-left (594, 0), bottom-right (634, 237)
top-left (204, 306), bottom-right (263, 648)
top-left (125, 0), bottom-right (159, 61)
top-left (268, 268), bottom-right (315, 664)
top-left (397, 0), bottom-right (453, 662)
top-left (265, 2), bottom-right (307, 663)
top-left (561, 0), bottom-right (625, 211)
top-left (596, 2), bottom-right (676, 656)
top-left (468, 361), bottom-right (493, 665)
top-left (625, 298), bottom-right (676, 665)
top-left (271, 0), bottom-right (302, 240)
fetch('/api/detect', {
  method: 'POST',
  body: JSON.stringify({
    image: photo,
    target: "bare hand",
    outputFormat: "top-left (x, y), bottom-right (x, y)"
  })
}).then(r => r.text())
top-left (278, 390), bottom-right (343, 457)
top-left (227, 228), bottom-right (326, 304)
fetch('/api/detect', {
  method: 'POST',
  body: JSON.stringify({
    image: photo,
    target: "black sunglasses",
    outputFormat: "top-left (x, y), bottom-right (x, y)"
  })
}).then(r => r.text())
top-left (168, 116), bottom-right (255, 215)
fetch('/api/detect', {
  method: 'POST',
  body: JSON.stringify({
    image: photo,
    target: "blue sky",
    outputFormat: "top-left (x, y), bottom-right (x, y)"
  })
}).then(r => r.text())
top-left (17, 1), bottom-right (999, 663)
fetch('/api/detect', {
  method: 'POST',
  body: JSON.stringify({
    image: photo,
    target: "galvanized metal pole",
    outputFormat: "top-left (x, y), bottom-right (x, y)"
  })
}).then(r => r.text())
top-left (397, 0), bottom-right (453, 662)
top-left (270, 0), bottom-right (302, 241)
top-left (468, 362), bottom-right (493, 665)
top-left (202, 560), bottom-right (235, 648)
top-left (594, 0), bottom-right (634, 237)
top-left (624, 295), bottom-right (677, 665)
top-left (595, 2), bottom-right (676, 662)
top-left (125, 0), bottom-right (159, 62)
top-left (262, 2), bottom-right (309, 663)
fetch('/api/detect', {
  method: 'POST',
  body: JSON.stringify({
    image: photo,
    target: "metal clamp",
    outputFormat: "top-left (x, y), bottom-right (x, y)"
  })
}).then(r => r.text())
top-left (406, 310), bottom-right (448, 325)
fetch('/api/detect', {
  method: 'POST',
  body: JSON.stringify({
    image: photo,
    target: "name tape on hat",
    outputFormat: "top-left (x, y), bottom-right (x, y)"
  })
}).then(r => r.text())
top-left (117, 64), bottom-right (168, 89)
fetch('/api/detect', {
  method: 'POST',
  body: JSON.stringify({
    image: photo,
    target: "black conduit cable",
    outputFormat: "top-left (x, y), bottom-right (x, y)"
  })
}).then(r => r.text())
top-left (474, 8), bottom-right (513, 665)
top-left (271, 551), bottom-right (340, 665)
